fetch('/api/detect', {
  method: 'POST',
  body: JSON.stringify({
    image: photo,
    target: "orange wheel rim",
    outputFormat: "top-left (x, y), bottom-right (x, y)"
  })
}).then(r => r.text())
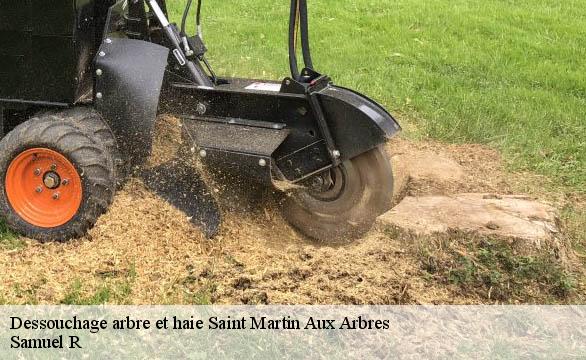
top-left (5, 148), bottom-right (82, 228)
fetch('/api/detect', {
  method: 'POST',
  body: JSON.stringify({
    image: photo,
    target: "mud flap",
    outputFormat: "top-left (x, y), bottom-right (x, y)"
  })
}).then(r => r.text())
top-left (141, 158), bottom-right (221, 238)
top-left (95, 38), bottom-right (169, 167)
top-left (95, 39), bottom-right (221, 237)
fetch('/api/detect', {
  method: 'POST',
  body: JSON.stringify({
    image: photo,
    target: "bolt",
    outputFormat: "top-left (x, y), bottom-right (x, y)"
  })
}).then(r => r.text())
top-left (50, 164), bottom-right (57, 171)
top-left (332, 150), bottom-right (341, 158)
top-left (44, 173), bottom-right (59, 189)
top-left (52, 192), bottom-right (60, 200)
top-left (62, 179), bottom-right (69, 186)
top-left (285, 79), bottom-right (291, 85)
top-left (259, 159), bottom-right (267, 167)
top-left (96, 92), bottom-right (103, 99)
top-left (104, 38), bottom-right (112, 44)
top-left (96, 69), bottom-right (103, 76)
top-left (199, 150), bottom-right (207, 158)
top-left (196, 103), bottom-right (207, 115)
top-left (34, 168), bottom-right (41, 176)
top-left (35, 186), bottom-right (43, 193)
top-left (98, 51), bottom-right (106, 57)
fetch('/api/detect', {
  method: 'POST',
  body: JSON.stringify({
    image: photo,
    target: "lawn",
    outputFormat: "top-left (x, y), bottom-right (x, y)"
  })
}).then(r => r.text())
top-left (0, 1), bottom-right (584, 304)
top-left (167, 0), bottom-right (586, 193)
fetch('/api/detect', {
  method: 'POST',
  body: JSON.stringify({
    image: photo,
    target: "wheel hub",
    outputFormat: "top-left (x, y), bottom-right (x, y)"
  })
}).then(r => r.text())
top-left (43, 171), bottom-right (61, 189)
top-left (307, 166), bottom-right (346, 201)
top-left (5, 148), bottom-right (83, 228)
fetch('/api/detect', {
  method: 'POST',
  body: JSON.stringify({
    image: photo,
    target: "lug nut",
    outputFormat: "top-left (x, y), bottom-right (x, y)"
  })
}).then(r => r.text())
top-left (96, 69), bottom-right (103, 76)
top-left (52, 193), bottom-right (60, 200)
top-left (34, 168), bottom-right (41, 176)
top-left (332, 150), bottom-right (341, 158)
top-left (62, 179), bottom-right (69, 186)
top-left (35, 186), bottom-right (43, 193)
top-left (259, 159), bottom-right (267, 167)
top-left (199, 150), bottom-right (207, 158)
top-left (50, 164), bottom-right (57, 171)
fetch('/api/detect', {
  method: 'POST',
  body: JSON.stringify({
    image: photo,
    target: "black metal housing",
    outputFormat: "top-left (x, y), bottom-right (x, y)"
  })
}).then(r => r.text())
top-left (160, 79), bottom-right (400, 183)
top-left (0, 0), bottom-right (401, 187)
top-left (0, 0), bottom-right (115, 106)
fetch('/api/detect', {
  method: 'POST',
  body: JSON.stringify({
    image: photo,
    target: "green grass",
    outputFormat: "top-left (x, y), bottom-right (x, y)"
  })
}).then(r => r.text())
top-left (61, 280), bottom-right (113, 305)
top-left (416, 234), bottom-right (578, 303)
top-left (167, 0), bottom-right (585, 192)
top-left (60, 264), bottom-right (137, 305)
top-left (0, 219), bottom-right (24, 250)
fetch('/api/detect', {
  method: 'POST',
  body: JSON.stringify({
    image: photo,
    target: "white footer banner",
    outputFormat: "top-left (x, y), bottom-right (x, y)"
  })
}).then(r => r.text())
top-left (1, 306), bottom-right (585, 359)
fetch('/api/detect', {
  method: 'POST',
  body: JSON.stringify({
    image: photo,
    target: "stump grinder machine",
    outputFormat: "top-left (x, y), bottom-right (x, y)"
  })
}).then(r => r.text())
top-left (0, 0), bottom-right (400, 242)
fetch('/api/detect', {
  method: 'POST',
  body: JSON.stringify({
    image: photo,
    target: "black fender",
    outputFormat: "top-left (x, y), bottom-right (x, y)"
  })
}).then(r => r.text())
top-left (94, 38), bottom-right (169, 167)
top-left (318, 86), bottom-right (401, 161)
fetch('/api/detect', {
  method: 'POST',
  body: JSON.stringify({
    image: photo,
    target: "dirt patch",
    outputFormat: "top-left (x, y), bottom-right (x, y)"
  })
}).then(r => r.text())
top-left (389, 140), bottom-right (465, 201)
top-left (0, 119), bottom-right (583, 304)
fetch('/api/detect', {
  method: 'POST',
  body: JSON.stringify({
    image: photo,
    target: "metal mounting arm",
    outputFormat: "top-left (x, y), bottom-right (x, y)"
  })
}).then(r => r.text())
top-left (147, 0), bottom-right (213, 87)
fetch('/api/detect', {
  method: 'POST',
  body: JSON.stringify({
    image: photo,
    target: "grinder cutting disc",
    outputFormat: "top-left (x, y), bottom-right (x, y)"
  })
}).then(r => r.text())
top-left (140, 158), bottom-right (221, 238)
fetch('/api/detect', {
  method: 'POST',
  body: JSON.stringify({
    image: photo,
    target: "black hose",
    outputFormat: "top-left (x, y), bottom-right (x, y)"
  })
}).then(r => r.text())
top-left (299, 0), bottom-right (313, 70)
top-left (288, 0), bottom-right (301, 81)
top-left (181, 0), bottom-right (193, 36)
top-left (196, 0), bottom-right (202, 27)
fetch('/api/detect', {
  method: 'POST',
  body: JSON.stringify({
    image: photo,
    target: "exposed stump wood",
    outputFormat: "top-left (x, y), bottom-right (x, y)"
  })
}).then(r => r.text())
top-left (379, 193), bottom-right (559, 244)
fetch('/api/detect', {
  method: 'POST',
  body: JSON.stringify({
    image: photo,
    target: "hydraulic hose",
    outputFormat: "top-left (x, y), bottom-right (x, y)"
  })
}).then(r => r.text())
top-left (180, 0), bottom-right (193, 37)
top-left (196, 0), bottom-right (203, 37)
top-left (289, 0), bottom-right (314, 81)
top-left (299, 0), bottom-right (313, 70)
top-left (289, 0), bottom-right (301, 81)
top-left (181, 0), bottom-right (203, 38)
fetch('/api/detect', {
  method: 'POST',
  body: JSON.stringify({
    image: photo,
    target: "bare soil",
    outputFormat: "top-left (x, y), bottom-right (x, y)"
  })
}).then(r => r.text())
top-left (0, 117), bottom-right (583, 304)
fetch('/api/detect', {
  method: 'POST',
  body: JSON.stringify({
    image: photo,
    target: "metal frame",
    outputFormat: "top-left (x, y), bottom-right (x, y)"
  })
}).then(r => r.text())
top-left (0, 0), bottom-right (400, 186)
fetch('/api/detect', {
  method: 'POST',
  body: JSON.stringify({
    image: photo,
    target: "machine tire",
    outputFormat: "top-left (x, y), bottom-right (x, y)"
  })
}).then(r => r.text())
top-left (281, 146), bottom-right (393, 244)
top-left (52, 107), bottom-right (127, 187)
top-left (0, 116), bottom-right (116, 241)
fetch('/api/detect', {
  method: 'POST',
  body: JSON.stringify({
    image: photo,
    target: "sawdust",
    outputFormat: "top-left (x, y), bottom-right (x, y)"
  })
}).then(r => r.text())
top-left (0, 118), bottom-right (581, 304)
top-left (0, 178), bottom-right (212, 304)
top-left (147, 115), bottom-right (184, 167)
